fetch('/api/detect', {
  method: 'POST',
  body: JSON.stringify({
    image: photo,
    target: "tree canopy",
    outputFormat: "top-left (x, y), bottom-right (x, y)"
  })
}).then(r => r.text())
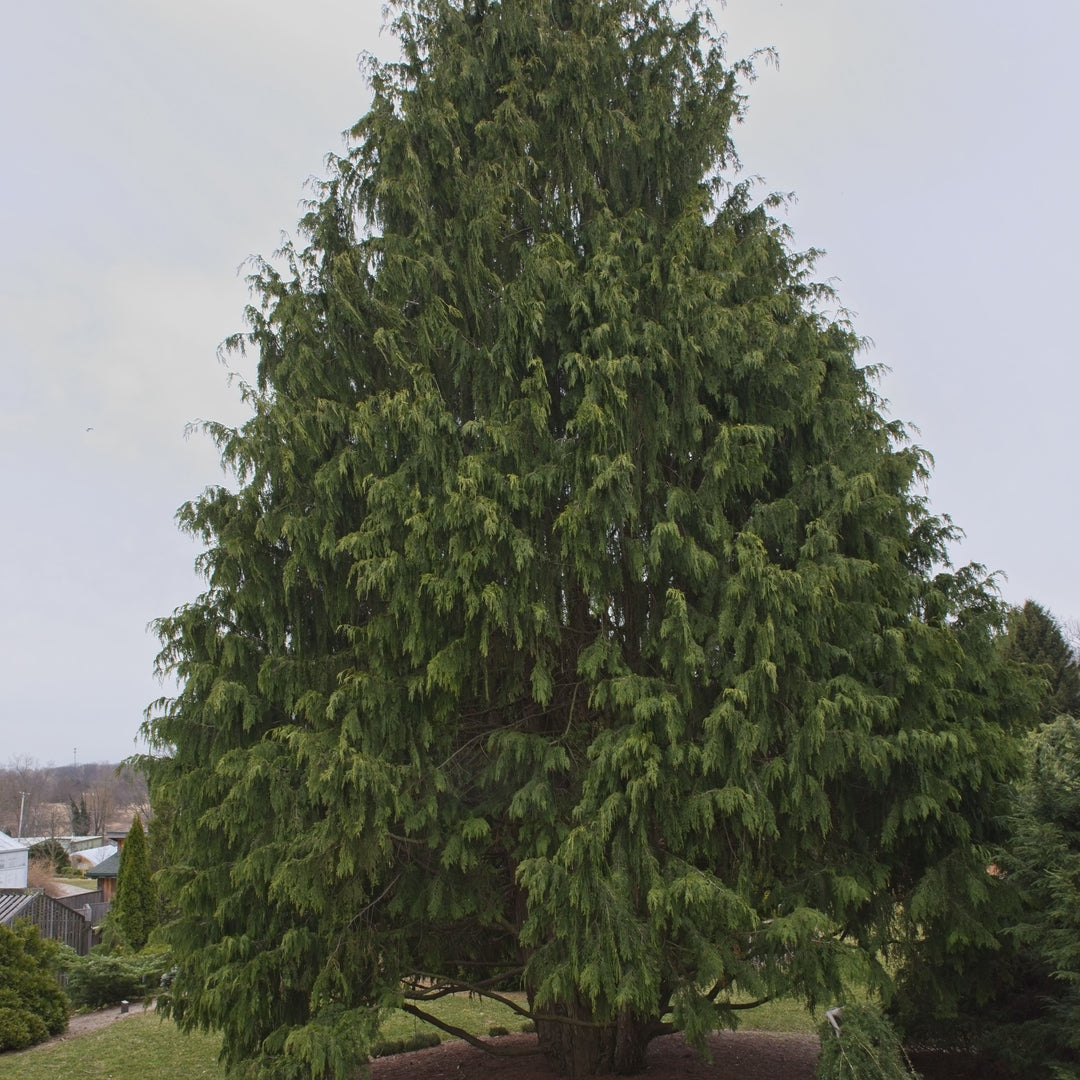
top-left (1008, 715), bottom-right (1080, 1076)
top-left (1002, 600), bottom-right (1080, 726)
top-left (143, 2), bottom-right (1028, 1077)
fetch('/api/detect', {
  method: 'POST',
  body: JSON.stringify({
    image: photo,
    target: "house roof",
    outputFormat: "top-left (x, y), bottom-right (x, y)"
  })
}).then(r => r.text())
top-left (0, 889), bottom-right (34, 924)
top-left (85, 851), bottom-right (121, 879)
top-left (71, 844), bottom-right (118, 868)
top-left (10, 836), bottom-right (107, 854)
top-left (0, 832), bottom-right (26, 854)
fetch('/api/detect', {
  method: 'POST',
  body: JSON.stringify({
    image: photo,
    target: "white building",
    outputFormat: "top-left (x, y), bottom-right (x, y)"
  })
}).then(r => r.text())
top-left (0, 832), bottom-right (29, 889)
top-left (69, 844), bottom-right (118, 871)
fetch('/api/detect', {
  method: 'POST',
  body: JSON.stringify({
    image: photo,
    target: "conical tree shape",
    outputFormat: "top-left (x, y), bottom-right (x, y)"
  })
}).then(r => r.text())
top-left (114, 815), bottom-right (156, 952)
top-left (143, 2), bottom-right (1028, 1077)
top-left (1003, 600), bottom-right (1080, 725)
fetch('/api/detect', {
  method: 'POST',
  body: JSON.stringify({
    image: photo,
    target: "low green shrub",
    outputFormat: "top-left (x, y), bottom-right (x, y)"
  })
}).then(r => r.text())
top-left (402, 1031), bottom-right (441, 1052)
top-left (0, 1006), bottom-right (48, 1052)
top-left (370, 1037), bottom-right (405, 1057)
top-left (488, 1025), bottom-right (509, 1037)
top-left (0, 921), bottom-right (69, 1051)
top-left (64, 947), bottom-right (171, 1009)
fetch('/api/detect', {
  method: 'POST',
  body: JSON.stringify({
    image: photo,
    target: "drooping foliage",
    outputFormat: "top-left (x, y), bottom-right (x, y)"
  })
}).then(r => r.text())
top-left (899, 715), bottom-right (1080, 1078)
top-left (113, 816), bottom-right (157, 951)
top-left (815, 1005), bottom-right (917, 1080)
top-left (143, 2), bottom-right (1027, 1077)
top-left (890, 609), bottom-right (1080, 1074)
top-left (950, 717), bottom-right (1080, 1079)
top-left (1006, 716), bottom-right (1080, 1077)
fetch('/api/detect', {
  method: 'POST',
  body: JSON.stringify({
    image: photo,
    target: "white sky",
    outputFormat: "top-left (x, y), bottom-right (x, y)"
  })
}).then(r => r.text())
top-left (2, 0), bottom-right (1077, 765)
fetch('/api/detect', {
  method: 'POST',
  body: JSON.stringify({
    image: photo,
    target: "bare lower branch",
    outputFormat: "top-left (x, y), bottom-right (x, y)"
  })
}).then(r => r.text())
top-left (399, 1003), bottom-right (542, 1058)
top-left (401, 971), bottom-right (532, 1018)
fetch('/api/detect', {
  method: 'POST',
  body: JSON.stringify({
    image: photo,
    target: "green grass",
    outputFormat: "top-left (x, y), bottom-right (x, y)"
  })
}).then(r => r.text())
top-left (379, 990), bottom-right (531, 1043)
top-left (0, 992), bottom-right (815, 1079)
top-left (53, 877), bottom-right (94, 891)
top-left (0, 1012), bottom-right (222, 1080)
top-left (729, 997), bottom-right (818, 1034)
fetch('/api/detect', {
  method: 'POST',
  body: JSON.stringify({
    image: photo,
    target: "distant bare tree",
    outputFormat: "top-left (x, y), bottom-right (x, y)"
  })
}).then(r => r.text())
top-left (1, 756), bottom-right (44, 836)
top-left (85, 786), bottom-right (113, 835)
top-left (0, 759), bottom-right (150, 836)
top-left (1064, 618), bottom-right (1080, 663)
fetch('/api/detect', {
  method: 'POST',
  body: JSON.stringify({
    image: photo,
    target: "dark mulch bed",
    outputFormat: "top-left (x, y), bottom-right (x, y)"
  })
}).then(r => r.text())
top-left (368, 1030), bottom-right (1002, 1079)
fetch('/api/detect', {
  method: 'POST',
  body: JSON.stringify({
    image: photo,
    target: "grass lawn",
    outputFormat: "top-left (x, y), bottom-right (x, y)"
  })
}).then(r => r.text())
top-left (0, 1012), bottom-right (222, 1080)
top-left (0, 993), bottom-right (817, 1080)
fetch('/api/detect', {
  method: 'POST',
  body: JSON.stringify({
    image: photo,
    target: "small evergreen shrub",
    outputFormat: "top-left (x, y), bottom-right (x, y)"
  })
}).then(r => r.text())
top-left (65, 948), bottom-right (171, 1008)
top-left (0, 920), bottom-right (69, 1050)
top-left (370, 1037), bottom-right (406, 1057)
top-left (402, 1031), bottom-right (441, 1051)
top-left (488, 1024), bottom-right (510, 1036)
top-left (113, 816), bottom-right (157, 951)
top-left (0, 1006), bottom-right (48, 1052)
top-left (816, 1005), bottom-right (918, 1080)
top-left (519, 1020), bottom-right (537, 1033)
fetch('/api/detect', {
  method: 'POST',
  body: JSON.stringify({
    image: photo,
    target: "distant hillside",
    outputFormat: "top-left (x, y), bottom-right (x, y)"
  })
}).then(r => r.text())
top-left (0, 758), bottom-right (148, 838)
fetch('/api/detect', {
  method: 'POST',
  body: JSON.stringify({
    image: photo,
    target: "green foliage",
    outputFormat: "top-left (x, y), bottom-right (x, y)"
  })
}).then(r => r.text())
top-left (1003, 600), bottom-right (1080, 726)
top-left (403, 1031), bottom-right (442, 1051)
top-left (0, 992), bottom-right (821, 1079)
top-left (0, 1012), bottom-right (223, 1080)
top-left (69, 797), bottom-right (91, 836)
top-left (143, 1), bottom-right (1028, 1076)
top-left (113, 816), bottom-right (157, 951)
top-left (1000, 717), bottom-right (1080, 1077)
top-left (64, 947), bottom-right (172, 1009)
top-left (0, 920), bottom-right (69, 1051)
top-left (815, 1005), bottom-right (916, 1080)
top-left (28, 838), bottom-right (70, 873)
top-left (369, 1037), bottom-right (405, 1058)
top-left (894, 717), bottom-right (1080, 1077)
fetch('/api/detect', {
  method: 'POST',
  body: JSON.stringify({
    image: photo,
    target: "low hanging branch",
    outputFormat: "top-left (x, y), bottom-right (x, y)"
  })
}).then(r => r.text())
top-left (401, 970), bottom-right (532, 1020)
top-left (399, 1003), bottom-right (544, 1058)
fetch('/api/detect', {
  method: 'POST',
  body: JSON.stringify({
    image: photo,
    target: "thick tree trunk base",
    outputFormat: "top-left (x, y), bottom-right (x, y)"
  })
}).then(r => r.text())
top-left (534, 1005), bottom-right (652, 1078)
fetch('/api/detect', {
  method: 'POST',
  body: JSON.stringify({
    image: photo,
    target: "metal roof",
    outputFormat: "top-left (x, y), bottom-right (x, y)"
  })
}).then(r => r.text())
top-left (71, 844), bottom-right (118, 868)
top-left (0, 889), bottom-right (35, 924)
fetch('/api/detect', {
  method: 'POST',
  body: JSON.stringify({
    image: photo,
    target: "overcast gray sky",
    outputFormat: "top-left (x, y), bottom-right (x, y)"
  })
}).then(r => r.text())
top-left (2, 0), bottom-right (1077, 766)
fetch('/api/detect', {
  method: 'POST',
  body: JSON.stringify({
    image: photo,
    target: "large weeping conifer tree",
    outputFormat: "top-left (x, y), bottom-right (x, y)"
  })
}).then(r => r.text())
top-left (144, 2), bottom-right (1028, 1076)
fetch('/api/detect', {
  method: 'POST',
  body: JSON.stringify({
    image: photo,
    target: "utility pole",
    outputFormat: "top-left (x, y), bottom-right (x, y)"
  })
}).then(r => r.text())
top-left (17, 791), bottom-right (30, 838)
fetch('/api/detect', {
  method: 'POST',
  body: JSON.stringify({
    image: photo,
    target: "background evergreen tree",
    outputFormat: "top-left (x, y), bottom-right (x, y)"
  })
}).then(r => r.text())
top-left (143, 2), bottom-right (1028, 1076)
top-left (1004, 716), bottom-right (1080, 1076)
top-left (1003, 600), bottom-right (1080, 725)
top-left (69, 796), bottom-right (90, 836)
top-left (113, 815), bottom-right (156, 952)
top-left (907, 716), bottom-right (1080, 1077)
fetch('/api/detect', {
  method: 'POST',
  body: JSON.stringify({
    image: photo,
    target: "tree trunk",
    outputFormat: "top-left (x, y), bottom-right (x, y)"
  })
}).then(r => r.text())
top-left (613, 1006), bottom-right (650, 1075)
top-left (533, 999), bottom-right (653, 1077)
